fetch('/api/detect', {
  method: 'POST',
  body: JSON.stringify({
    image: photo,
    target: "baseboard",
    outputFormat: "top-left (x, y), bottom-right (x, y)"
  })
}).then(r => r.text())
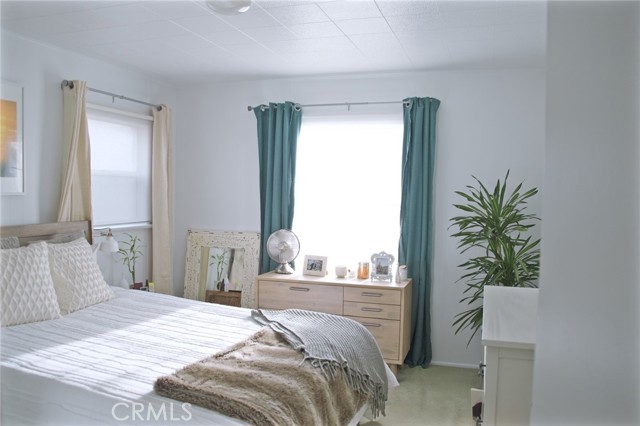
top-left (430, 360), bottom-right (478, 369)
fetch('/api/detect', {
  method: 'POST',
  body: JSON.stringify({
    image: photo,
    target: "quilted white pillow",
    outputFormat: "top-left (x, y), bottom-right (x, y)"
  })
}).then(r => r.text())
top-left (1, 242), bottom-right (61, 326)
top-left (47, 238), bottom-right (114, 315)
top-left (0, 236), bottom-right (20, 249)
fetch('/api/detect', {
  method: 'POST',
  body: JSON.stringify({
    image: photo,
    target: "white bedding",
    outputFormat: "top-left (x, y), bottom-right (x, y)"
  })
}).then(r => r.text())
top-left (1, 288), bottom-right (395, 425)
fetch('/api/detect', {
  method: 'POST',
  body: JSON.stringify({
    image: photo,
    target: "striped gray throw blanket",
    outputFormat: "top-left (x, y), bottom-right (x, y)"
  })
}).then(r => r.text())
top-left (251, 308), bottom-right (388, 418)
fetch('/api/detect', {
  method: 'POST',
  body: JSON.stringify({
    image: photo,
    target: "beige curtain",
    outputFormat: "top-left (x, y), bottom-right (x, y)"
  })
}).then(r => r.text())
top-left (151, 105), bottom-right (173, 295)
top-left (57, 80), bottom-right (92, 222)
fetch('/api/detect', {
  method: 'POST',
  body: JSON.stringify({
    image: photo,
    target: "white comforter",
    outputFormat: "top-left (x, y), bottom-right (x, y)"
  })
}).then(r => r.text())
top-left (1, 288), bottom-right (262, 425)
top-left (1, 288), bottom-right (393, 425)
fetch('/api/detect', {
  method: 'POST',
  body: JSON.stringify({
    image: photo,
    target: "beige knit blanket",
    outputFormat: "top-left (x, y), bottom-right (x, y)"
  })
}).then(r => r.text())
top-left (154, 327), bottom-right (367, 426)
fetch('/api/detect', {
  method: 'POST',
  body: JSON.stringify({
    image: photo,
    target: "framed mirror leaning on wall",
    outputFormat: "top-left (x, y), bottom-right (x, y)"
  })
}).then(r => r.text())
top-left (183, 229), bottom-right (261, 308)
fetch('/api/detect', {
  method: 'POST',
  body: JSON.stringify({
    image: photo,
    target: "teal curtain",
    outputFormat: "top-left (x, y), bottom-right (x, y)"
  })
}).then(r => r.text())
top-left (399, 96), bottom-right (440, 367)
top-left (254, 102), bottom-right (302, 274)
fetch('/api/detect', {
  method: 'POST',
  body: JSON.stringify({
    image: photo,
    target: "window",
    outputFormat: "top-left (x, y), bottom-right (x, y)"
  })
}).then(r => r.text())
top-left (292, 113), bottom-right (403, 270)
top-left (87, 105), bottom-right (152, 227)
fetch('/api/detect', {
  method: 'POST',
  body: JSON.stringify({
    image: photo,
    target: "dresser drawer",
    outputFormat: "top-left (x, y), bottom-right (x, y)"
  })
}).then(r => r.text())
top-left (346, 316), bottom-right (400, 360)
top-left (258, 281), bottom-right (343, 315)
top-left (344, 287), bottom-right (401, 305)
top-left (344, 301), bottom-right (401, 320)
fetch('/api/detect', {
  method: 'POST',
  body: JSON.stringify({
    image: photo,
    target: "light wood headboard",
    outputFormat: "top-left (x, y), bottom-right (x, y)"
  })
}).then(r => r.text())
top-left (0, 220), bottom-right (93, 246)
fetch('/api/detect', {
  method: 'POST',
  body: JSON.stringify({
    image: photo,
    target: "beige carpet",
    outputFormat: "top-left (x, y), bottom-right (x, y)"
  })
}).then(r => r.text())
top-left (361, 365), bottom-right (482, 426)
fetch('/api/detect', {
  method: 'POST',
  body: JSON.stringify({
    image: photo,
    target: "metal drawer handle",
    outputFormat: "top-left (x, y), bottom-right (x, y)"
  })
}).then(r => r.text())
top-left (362, 322), bottom-right (382, 328)
top-left (361, 292), bottom-right (383, 297)
top-left (289, 287), bottom-right (310, 292)
top-left (361, 307), bottom-right (383, 312)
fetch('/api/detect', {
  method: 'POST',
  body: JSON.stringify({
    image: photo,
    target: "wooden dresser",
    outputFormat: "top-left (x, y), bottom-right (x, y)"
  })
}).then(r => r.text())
top-left (256, 272), bottom-right (412, 372)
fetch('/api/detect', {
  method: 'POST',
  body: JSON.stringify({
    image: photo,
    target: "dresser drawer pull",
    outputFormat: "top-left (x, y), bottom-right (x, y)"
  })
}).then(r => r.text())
top-left (362, 322), bottom-right (382, 328)
top-left (289, 286), bottom-right (310, 292)
top-left (361, 292), bottom-right (383, 297)
top-left (361, 307), bottom-right (383, 312)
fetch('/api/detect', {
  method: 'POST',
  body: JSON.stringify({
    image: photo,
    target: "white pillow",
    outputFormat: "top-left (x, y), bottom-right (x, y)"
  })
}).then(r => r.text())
top-left (47, 238), bottom-right (114, 315)
top-left (0, 236), bottom-right (20, 249)
top-left (1, 242), bottom-right (61, 326)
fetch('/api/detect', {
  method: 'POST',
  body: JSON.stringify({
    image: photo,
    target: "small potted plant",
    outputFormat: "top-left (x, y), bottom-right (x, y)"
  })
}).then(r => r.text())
top-left (118, 233), bottom-right (144, 288)
top-left (209, 248), bottom-right (229, 291)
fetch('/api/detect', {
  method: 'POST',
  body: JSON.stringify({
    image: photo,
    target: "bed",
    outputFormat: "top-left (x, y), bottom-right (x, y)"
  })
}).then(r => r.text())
top-left (0, 221), bottom-right (397, 426)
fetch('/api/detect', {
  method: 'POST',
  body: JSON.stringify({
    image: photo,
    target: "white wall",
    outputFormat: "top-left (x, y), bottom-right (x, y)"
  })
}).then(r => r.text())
top-left (532, 2), bottom-right (639, 425)
top-left (1, 30), bottom-right (547, 368)
top-left (0, 32), bottom-right (177, 286)
top-left (174, 69), bottom-right (546, 367)
top-left (0, 32), bottom-right (176, 225)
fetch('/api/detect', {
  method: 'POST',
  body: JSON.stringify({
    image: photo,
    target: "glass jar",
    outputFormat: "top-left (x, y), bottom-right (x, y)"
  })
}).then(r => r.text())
top-left (357, 262), bottom-right (370, 279)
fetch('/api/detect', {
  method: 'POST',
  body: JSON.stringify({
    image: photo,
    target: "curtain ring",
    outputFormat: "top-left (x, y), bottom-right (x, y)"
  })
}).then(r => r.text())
top-left (294, 103), bottom-right (302, 111)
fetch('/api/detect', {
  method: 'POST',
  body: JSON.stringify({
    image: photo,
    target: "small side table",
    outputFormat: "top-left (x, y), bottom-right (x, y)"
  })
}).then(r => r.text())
top-left (205, 290), bottom-right (241, 307)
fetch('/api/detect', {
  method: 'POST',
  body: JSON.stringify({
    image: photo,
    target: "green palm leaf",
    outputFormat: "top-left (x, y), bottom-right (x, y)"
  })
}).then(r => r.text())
top-left (449, 171), bottom-right (541, 345)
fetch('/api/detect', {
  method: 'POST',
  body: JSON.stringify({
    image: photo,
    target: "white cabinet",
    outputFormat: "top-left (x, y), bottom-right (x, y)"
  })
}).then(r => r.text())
top-left (481, 286), bottom-right (538, 426)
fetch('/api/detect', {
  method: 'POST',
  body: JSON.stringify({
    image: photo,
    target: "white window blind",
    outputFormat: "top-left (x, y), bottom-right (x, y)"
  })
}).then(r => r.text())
top-left (292, 113), bottom-right (403, 271)
top-left (88, 105), bottom-right (152, 227)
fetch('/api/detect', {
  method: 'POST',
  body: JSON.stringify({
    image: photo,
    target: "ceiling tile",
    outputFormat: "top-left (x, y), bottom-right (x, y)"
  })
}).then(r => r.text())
top-left (266, 35), bottom-right (356, 55)
top-left (0, 0), bottom-right (547, 83)
top-left (349, 32), bottom-right (403, 54)
top-left (335, 17), bottom-right (391, 35)
top-left (0, 1), bottom-right (115, 20)
top-left (288, 21), bottom-right (343, 39)
top-left (375, 0), bottom-right (441, 18)
top-left (241, 25), bottom-right (298, 42)
top-left (1, 15), bottom-right (71, 37)
top-left (227, 43), bottom-right (282, 62)
top-left (132, 20), bottom-right (193, 39)
top-left (215, 7), bottom-right (282, 29)
top-left (264, 3), bottom-right (330, 26)
top-left (203, 29), bottom-right (257, 46)
top-left (172, 14), bottom-right (235, 34)
top-left (52, 25), bottom-right (147, 48)
top-left (162, 34), bottom-right (221, 51)
top-left (317, 1), bottom-right (381, 21)
top-left (142, 1), bottom-right (210, 20)
top-left (440, 1), bottom-right (545, 28)
top-left (385, 13), bottom-right (447, 33)
top-left (58, 3), bottom-right (162, 31)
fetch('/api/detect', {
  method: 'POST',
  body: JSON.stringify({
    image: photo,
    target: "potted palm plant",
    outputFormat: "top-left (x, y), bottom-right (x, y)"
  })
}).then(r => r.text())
top-left (449, 171), bottom-right (541, 344)
top-left (119, 233), bottom-right (144, 288)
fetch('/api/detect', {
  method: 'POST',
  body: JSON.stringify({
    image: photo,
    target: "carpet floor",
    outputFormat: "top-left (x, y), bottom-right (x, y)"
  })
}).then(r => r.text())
top-left (361, 365), bottom-right (482, 426)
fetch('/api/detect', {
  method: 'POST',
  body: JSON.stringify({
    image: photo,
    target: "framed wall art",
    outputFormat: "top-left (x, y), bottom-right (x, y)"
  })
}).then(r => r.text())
top-left (302, 255), bottom-right (327, 276)
top-left (0, 82), bottom-right (24, 194)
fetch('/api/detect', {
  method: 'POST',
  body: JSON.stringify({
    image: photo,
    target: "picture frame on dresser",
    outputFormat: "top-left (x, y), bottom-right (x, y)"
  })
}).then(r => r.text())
top-left (370, 251), bottom-right (394, 282)
top-left (1, 82), bottom-right (24, 194)
top-left (183, 229), bottom-right (260, 308)
top-left (302, 255), bottom-right (327, 276)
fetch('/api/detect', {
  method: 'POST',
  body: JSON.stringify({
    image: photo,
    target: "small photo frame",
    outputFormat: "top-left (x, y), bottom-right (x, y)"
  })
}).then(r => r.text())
top-left (371, 251), bottom-right (395, 282)
top-left (302, 255), bottom-right (328, 276)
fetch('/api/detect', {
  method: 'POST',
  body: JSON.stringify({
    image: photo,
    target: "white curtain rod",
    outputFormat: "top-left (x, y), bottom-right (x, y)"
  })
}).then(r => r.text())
top-left (247, 100), bottom-right (410, 112)
top-left (61, 80), bottom-right (162, 111)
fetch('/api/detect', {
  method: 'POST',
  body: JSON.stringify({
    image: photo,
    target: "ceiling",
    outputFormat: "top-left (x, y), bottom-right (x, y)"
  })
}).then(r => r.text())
top-left (1, 0), bottom-right (547, 83)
